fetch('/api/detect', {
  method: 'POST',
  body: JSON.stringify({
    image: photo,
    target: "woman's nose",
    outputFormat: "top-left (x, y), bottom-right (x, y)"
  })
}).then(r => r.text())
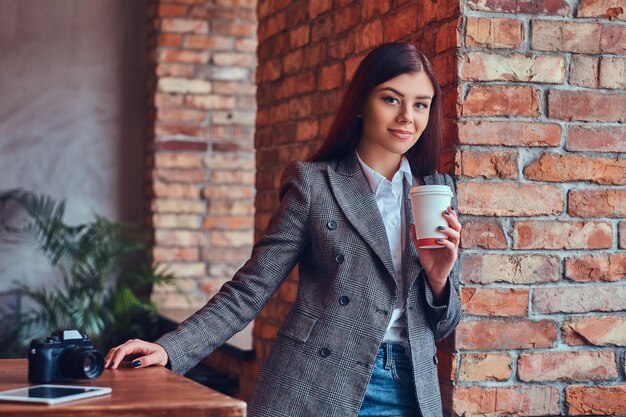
top-left (397, 105), bottom-right (413, 124)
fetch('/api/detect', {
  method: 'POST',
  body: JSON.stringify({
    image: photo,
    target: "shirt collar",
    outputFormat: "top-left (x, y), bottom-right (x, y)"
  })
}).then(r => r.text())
top-left (355, 151), bottom-right (413, 194)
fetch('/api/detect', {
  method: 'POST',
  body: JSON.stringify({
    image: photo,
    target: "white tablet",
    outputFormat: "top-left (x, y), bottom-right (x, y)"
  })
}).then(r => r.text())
top-left (0, 384), bottom-right (112, 405)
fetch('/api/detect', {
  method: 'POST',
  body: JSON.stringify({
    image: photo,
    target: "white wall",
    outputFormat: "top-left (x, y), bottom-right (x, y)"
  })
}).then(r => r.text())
top-left (0, 0), bottom-right (148, 291)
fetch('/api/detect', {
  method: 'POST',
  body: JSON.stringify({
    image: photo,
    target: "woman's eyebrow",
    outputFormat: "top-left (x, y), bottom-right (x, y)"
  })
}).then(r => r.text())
top-left (378, 86), bottom-right (432, 100)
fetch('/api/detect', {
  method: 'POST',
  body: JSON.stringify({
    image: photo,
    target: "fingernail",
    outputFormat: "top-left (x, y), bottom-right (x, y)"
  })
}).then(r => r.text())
top-left (131, 360), bottom-right (141, 368)
top-left (444, 210), bottom-right (450, 215)
top-left (437, 226), bottom-right (445, 230)
top-left (450, 207), bottom-right (455, 211)
top-left (436, 238), bottom-right (443, 242)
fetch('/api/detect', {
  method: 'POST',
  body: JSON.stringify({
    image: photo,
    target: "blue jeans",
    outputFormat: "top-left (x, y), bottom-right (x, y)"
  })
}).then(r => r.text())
top-left (358, 343), bottom-right (421, 417)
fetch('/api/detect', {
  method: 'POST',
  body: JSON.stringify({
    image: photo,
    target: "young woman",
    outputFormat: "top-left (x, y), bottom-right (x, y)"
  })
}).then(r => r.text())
top-left (105, 42), bottom-right (462, 417)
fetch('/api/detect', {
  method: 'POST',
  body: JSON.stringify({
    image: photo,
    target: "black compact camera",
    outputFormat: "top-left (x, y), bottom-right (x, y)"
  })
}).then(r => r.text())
top-left (28, 329), bottom-right (105, 383)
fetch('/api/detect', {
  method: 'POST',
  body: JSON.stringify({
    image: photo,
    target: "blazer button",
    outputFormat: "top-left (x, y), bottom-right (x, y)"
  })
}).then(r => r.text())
top-left (339, 295), bottom-right (350, 306)
top-left (327, 220), bottom-right (337, 230)
top-left (433, 354), bottom-right (439, 365)
top-left (335, 254), bottom-right (344, 263)
top-left (320, 348), bottom-right (331, 357)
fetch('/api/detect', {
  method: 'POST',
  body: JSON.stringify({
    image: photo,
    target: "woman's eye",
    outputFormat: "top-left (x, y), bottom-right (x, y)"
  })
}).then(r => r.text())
top-left (382, 96), bottom-right (399, 105)
top-left (415, 102), bottom-right (429, 109)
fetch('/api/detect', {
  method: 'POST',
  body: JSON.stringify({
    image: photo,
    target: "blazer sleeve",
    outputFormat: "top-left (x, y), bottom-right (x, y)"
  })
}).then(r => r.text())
top-left (420, 172), bottom-right (462, 341)
top-left (156, 161), bottom-right (312, 375)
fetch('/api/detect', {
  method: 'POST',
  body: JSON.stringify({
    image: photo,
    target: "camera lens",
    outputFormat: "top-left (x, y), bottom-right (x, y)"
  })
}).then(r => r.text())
top-left (59, 347), bottom-right (104, 380)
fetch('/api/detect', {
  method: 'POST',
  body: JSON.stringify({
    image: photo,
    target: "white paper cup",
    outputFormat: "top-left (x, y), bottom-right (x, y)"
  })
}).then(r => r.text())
top-left (409, 185), bottom-right (453, 249)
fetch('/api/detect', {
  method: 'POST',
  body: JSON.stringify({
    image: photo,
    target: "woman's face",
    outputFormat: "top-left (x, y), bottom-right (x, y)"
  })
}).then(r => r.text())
top-left (359, 71), bottom-right (434, 159)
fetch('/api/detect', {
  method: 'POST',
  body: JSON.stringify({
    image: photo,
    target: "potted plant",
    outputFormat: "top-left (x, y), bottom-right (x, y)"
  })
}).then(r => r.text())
top-left (0, 189), bottom-right (180, 356)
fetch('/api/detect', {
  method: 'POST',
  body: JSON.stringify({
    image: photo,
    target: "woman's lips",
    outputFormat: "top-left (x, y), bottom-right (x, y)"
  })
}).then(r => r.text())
top-left (388, 129), bottom-right (413, 139)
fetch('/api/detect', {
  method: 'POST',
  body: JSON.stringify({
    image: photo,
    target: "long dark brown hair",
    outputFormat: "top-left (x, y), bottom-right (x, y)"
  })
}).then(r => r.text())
top-left (308, 42), bottom-right (443, 176)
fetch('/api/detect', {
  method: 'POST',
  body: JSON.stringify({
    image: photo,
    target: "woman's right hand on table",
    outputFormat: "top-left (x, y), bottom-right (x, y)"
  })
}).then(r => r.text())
top-left (105, 339), bottom-right (169, 369)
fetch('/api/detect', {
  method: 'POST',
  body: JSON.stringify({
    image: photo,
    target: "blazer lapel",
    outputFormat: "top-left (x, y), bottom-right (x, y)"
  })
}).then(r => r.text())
top-left (327, 152), bottom-right (396, 279)
top-left (402, 175), bottom-right (423, 292)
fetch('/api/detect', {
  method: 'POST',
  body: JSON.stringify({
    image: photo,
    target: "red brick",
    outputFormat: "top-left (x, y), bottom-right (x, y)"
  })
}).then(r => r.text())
top-left (621, 222), bottom-right (626, 248)
top-left (461, 52), bottom-right (565, 83)
top-left (565, 253), bottom-right (626, 283)
top-left (210, 170), bottom-right (255, 185)
top-left (569, 189), bottom-right (626, 217)
top-left (460, 254), bottom-right (560, 285)
top-left (154, 93), bottom-right (184, 108)
top-left (432, 53), bottom-right (455, 87)
top-left (458, 182), bottom-right (563, 216)
top-left (211, 230), bottom-right (253, 247)
top-left (318, 63), bottom-right (344, 90)
top-left (153, 199), bottom-right (206, 214)
top-left (155, 63), bottom-right (194, 77)
top-left (213, 21), bottom-right (256, 37)
top-left (257, 59), bottom-right (281, 82)
top-left (459, 353), bottom-right (512, 382)
top-left (524, 153), bottom-right (626, 185)
top-left (157, 4), bottom-right (187, 17)
top-left (532, 20), bottom-right (602, 53)
top-left (153, 213), bottom-right (201, 229)
top-left (466, 0), bottom-right (571, 14)
top-left (161, 18), bottom-right (208, 34)
top-left (456, 319), bottom-right (557, 350)
top-left (600, 56), bottom-right (626, 89)
top-left (203, 217), bottom-right (254, 230)
top-left (458, 150), bottom-right (518, 179)
top-left (454, 386), bottom-right (560, 416)
top-left (563, 316), bottom-right (626, 346)
top-left (156, 169), bottom-right (206, 183)
top-left (154, 183), bottom-right (201, 198)
top-left (333, 4), bottom-right (360, 34)
top-left (158, 33), bottom-right (182, 47)
top-left (465, 17), bottom-right (524, 48)
top-left (155, 124), bottom-right (202, 137)
top-left (235, 38), bottom-right (257, 52)
top-left (295, 72), bottom-right (316, 94)
top-left (361, 0), bottom-right (390, 20)
top-left (533, 285), bottom-right (626, 313)
top-left (186, 94), bottom-right (236, 110)
top-left (156, 108), bottom-right (206, 123)
top-left (569, 54), bottom-right (599, 87)
top-left (311, 15), bottom-right (333, 42)
top-left (566, 125), bottom-right (626, 152)
top-left (514, 221), bottom-right (612, 250)
top-left (435, 19), bottom-right (460, 53)
top-left (458, 121), bottom-right (561, 146)
top-left (382, 4), bottom-right (419, 42)
top-left (289, 25), bottom-right (309, 48)
top-left (212, 52), bottom-right (255, 67)
top-left (460, 219), bottom-right (508, 249)
top-left (203, 186), bottom-right (254, 199)
top-left (296, 119), bottom-right (319, 141)
top-left (566, 385), bottom-right (626, 416)
top-left (461, 287), bottom-right (528, 316)
top-left (154, 230), bottom-right (204, 246)
top-left (578, 0), bottom-right (626, 20)
top-left (549, 90), bottom-right (626, 122)
top-left (282, 49), bottom-right (303, 74)
top-left (601, 24), bottom-right (626, 54)
top-left (184, 35), bottom-right (234, 50)
top-left (327, 33), bottom-right (354, 59)
top-left (463, 85), bottom-right (540, 117)
top-left (159, 49), bottom-right (209, 64)
top-left (153, 247), bottom-right (199, 262)
top-left (518, 351), bottom-right (617, 382)
top-left (154, 153), bottom-right (203, 169)
top-left (308, 0), bottom-right (332, 18)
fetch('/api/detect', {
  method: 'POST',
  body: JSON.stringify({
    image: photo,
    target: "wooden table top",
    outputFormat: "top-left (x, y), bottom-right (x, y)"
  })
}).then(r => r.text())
top-left (0, 359), bottom-right (246, 417)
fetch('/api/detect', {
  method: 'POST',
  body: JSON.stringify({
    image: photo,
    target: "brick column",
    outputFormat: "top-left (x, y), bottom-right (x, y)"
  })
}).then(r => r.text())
top-left (146, 0), bottom-right (257, 310)
top-left (454, 1), bottom-right (626, 416)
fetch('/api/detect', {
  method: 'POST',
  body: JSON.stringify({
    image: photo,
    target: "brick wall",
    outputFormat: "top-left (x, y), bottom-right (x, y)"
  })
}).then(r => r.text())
top-left (454, 0), bottom-right (626, 416)
top-left (146, 0), bottom-right (257, 311)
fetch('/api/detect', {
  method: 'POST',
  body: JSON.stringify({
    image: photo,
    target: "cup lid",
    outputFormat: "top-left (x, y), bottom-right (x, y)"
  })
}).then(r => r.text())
top-left (409, 185), bottom-right (453, 196)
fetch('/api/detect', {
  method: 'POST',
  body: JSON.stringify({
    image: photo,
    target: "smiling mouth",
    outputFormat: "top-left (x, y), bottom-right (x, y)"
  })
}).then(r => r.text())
top-left (388, 129), bottom-right (413, 139)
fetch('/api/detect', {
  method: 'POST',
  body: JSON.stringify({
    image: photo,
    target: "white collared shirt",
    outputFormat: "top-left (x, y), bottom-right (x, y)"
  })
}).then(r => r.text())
top-left (356, 151), bottom-right (413, 347)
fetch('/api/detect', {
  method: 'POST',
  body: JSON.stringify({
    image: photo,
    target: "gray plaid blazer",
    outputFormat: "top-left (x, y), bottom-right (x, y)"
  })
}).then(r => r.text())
top-left (157, 150), bottom-right (461, 417)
